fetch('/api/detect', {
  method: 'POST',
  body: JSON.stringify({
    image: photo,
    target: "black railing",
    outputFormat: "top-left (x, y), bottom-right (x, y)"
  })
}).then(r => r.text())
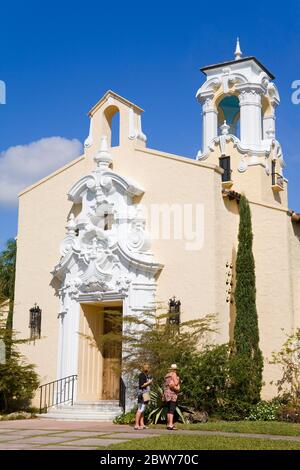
top-left (272, 172), bottom-right (284, 189)
top-left (119, 377), bottom-right (126, 413)
top-left (39, 375), bottom-right (77, 413)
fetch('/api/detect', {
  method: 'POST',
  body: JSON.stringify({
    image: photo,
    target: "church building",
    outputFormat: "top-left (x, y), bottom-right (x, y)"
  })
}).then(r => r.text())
top-left (13, 41), bottom-right (300, 419)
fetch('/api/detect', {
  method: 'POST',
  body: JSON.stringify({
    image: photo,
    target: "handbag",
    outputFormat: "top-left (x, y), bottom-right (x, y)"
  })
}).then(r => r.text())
top-left (142, 391), bottom-right (151, 402)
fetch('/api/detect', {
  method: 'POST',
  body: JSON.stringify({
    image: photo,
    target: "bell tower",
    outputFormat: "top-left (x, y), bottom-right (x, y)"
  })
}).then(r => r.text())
top-left (196, 40), bottom-right (286, 201)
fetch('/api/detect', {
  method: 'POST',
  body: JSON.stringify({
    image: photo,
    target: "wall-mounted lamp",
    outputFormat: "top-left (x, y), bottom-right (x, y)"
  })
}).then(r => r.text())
top-left (168, 296), bottom-right (181, 325)
top-left (29, 304), bottom-right (42, 340)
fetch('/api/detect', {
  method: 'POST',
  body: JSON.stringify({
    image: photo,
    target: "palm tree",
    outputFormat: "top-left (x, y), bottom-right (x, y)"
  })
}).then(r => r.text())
top-left (0, 239), bottom-right (17, 330)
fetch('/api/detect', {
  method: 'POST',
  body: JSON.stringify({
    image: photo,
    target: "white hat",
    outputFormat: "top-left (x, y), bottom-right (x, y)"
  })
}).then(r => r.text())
top-left (170, 363), bottom-right (178, 369)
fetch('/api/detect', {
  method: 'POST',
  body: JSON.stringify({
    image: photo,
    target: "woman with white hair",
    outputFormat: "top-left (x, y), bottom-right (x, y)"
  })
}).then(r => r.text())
top-left (163, 364), bottom-right (180, 430)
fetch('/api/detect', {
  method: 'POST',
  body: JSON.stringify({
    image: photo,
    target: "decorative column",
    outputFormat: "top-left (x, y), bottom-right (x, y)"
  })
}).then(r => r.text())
top-left (201, 94), bottom-right (218, 153)
top-left (237, 86), bottom-right (263, 148)
top-left (263, 105), bottom-right (276, 140)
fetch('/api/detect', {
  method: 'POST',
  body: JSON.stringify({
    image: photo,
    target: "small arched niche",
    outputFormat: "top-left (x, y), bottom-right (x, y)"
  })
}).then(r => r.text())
top-left (103, 105), bottom-right (120, 147)
top-left (217, 95), bottom-right (240, 139)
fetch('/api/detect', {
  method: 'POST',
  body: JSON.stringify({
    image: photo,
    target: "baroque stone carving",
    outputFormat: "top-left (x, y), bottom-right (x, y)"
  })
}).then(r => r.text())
top-left (52, 136), bottom-right (163, 314)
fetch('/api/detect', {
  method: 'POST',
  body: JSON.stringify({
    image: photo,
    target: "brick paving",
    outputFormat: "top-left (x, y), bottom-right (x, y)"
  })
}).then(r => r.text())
top-left (0, 419), bottom-right (300, 449)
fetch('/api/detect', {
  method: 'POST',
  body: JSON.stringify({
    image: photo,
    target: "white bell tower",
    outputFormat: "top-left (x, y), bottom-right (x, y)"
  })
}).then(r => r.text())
top-left (196, 39), bottom-right (281, 160)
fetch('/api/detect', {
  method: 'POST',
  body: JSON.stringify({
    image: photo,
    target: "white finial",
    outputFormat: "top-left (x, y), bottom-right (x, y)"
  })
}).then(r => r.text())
top-left (94, 135), bottom-right (112, 169)
top-left (234, 37), bottom-right (242, 60)
top-left (221, 120), bottom-right (230, 136)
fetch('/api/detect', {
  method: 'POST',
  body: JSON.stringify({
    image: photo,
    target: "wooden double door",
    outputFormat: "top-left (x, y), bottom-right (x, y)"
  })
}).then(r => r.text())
top-left (77, 303), bottom-right (122, 401)
top-left (102, 311), bottom-right (122, 400)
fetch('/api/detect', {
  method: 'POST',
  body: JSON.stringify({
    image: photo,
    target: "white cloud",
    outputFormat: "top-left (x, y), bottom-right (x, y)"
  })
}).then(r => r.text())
top-left (0, 137), bottom-right (83, 206)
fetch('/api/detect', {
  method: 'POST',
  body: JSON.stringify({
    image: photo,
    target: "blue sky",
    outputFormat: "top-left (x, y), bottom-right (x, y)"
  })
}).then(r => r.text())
top-left (0, 0), bottom-right (300, 249)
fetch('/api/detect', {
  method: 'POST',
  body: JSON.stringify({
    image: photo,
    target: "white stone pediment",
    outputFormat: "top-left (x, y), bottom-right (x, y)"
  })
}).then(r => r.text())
top-left (68, 170), bottom-right (144, 205)
top-left (53, 136), bottom-right (162, 311)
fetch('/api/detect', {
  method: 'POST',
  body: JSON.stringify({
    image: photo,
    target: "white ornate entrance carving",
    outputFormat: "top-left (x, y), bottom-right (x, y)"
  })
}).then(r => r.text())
top-left (52, 136), bottom-right (163, 392)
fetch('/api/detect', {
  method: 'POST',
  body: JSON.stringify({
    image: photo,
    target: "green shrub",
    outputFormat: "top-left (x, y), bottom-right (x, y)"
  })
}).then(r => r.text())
top-left (0, 320), bottom-right (39, 413)
top-left (4, 411), bottom-right (33, 420)
top-left (0, 359), bottom-right (39, 412)
top-left (227, 354), bottom-right (262, 406)
top-left (216, 401), bottom-right (252, 421)
top-left (179, 344), bottom-right (230, 414)
top-left (271, 329), bottom-right (300, 400)
top-left (113, 408), bottom-right (137, 424)
top-left (170, 343), bottom-right (264, 421)
top-left (246, 401), bottom-right (281, 421)
top-left (277, 403), bottom-right (300, 423)
top-left (24, 406), bottom-right (39, 415)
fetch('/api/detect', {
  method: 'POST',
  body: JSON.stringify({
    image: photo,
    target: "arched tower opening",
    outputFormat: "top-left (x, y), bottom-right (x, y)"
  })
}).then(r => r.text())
top-left (217, 95), bottom-right (240, 139)
top-left (103, 105), bottom-right (120, 148)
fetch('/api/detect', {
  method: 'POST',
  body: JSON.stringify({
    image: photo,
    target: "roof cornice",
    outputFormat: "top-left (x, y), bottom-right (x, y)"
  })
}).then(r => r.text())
top-left (200, 56), bottom-right (275, 81)
top-left (88, 90), bottom-right (144, 116)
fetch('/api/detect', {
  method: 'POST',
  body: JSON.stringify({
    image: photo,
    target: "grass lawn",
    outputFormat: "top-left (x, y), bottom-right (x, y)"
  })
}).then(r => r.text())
top-left (98, 434), bottom-right (300, 450)
top-left (175, 421), bottom-right (300, 436)
top-left (150, 421), bottom-right (300, 437)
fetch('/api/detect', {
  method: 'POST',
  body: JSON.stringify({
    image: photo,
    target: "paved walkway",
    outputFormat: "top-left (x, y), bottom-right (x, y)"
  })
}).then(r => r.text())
top-left (0, 419), bottom-right (300, 449)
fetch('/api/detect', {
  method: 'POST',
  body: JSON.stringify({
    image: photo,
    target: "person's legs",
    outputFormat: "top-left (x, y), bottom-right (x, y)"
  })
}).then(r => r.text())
top-left (135, 410), bottom-right (142, 428)
top-left (167, 401), bottom-right (176, 429)
top-left (135, 403), bottom-right (145, 429)
top-left (167, 413), bottom-right (172, 427)
top-left (166, 401), bottom-right (172, 428)
top-left (141, 402), bottom-right (150, 428)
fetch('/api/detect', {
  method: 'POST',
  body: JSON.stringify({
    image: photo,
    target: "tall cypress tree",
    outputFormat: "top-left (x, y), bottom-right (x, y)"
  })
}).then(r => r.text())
top-left (232, 195), bottom-right (263, 404)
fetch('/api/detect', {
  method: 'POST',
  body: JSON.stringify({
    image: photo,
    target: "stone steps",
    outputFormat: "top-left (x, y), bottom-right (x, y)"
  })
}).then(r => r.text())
top-left (39, 400), bottom-right (123, 421)
top-left (74, 400), bottom-right (120, 408)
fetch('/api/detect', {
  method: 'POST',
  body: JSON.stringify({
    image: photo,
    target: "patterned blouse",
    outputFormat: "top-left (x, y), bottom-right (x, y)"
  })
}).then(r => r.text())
top-left (163, 372), bottom-right (180, 402)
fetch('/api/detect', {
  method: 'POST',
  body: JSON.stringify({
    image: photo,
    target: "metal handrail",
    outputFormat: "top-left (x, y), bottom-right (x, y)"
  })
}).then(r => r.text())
top-left (39, 374), bottom-right (77, 413)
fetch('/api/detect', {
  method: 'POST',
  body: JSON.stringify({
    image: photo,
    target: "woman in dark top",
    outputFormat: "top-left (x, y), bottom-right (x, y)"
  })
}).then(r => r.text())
top-left (134, 363), bottom-right (153, 430)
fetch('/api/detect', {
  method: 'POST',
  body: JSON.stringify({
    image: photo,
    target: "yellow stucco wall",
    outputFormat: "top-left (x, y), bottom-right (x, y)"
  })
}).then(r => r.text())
top-left (288, 222), bottom-right (300, 329)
